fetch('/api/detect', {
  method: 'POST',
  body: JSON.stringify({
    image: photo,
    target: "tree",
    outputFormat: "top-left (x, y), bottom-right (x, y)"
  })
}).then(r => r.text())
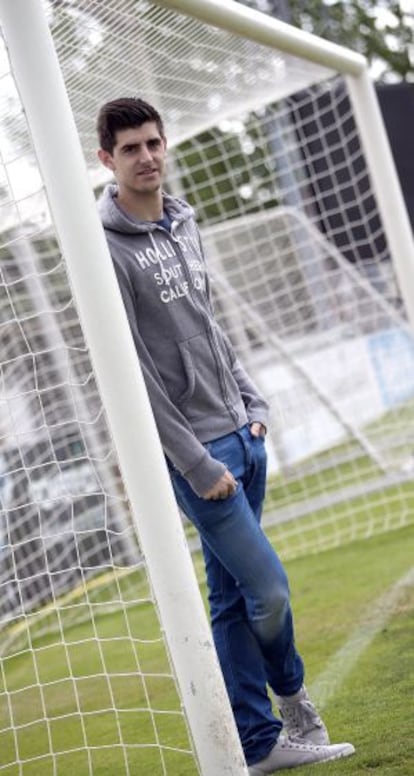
top-left (240, 1), bottom-right (414, 82)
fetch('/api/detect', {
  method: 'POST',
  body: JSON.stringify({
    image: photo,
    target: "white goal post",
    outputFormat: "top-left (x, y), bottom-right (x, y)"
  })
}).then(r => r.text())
top-left (1, 0), bottom-right (414, 774)
top-left (0, 1), bottom-right (248, 775)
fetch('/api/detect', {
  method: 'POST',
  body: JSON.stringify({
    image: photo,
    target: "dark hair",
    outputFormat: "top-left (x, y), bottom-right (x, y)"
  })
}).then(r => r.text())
top-left (97, 97), bottom-right (165, 153)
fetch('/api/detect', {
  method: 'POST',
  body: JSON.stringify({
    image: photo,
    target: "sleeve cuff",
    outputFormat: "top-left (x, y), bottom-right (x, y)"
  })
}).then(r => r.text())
top-left (183, 448), bottom-right (227, 497)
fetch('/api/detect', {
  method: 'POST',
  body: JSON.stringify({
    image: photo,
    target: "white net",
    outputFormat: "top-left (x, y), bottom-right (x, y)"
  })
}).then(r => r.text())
top-left (0, 175), bottom-right (196, 775)
top-left (49, 1), bottom-right (333, 154)
top-left (0, 0), bottom-right (413, 773)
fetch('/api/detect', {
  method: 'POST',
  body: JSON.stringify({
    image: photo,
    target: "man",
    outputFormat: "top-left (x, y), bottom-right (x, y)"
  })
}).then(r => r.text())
top-left (96, 97), bottom-right (355, 774)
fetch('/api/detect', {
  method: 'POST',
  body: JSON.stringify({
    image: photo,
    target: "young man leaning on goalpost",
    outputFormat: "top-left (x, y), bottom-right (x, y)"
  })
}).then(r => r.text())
top-left (96, 96), bottom-right (355, 775)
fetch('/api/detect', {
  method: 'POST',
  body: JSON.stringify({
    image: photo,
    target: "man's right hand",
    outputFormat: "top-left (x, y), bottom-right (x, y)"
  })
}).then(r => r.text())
top-left (203, 469), bottom-right (237, 501)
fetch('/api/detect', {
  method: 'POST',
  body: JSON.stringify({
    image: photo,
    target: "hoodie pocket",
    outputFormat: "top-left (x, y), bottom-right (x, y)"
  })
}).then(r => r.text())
top-left (175, 338), bottom-right (197, 405)
top-left (176, 333), bottom-right (224, 412)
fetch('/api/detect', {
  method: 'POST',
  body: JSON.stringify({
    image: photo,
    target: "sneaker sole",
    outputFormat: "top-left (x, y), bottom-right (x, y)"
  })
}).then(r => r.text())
top-left (248, 742), bottom-right (355, 774)
top-left (323, 742), bottom-right (355, 761)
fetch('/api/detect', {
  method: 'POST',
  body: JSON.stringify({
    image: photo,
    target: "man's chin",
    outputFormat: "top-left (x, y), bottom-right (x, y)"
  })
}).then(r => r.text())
top-left (135, 181), bottom-right (161, 194)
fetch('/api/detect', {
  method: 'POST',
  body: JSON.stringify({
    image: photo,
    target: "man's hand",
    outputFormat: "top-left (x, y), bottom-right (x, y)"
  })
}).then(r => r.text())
top-left (250, 421), bottom-right (266, 438)
top-left (203, 469), bottom-right (237, 501)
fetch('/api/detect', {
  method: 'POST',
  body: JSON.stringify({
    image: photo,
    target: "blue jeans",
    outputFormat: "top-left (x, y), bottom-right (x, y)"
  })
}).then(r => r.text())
top-left (168, 425), bottom-right (304, 765)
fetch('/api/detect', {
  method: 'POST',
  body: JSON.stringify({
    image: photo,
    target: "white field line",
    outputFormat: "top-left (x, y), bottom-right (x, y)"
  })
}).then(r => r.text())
top-left (0, 565), bottom-right (143, 658)
top-left (309, 565), bottom-right (414, 710)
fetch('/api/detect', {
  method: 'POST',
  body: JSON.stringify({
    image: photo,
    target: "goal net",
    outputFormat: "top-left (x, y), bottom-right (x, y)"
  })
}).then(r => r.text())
top-left (0, 0), bottom-right (413, 773)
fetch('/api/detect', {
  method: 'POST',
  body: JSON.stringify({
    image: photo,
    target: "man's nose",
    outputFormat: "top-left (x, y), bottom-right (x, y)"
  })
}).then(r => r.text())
top-left (139, 144), bottom-right (153, 163)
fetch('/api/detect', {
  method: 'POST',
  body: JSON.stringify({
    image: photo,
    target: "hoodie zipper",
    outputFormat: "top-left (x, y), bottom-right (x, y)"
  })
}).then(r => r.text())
top-left (169, 219), bottom-right (240, 429)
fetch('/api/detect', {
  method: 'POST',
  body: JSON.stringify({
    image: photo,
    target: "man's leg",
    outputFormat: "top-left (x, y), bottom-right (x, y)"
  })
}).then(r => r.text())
top-left (169, 428), bottom-right (355, 771)
top-left (234, 429), bottom-right (329, 744)
top-left (233, 426), bottom-right (305, 697)
top-left (232, 428), bottom-right (330, 748)
top-left (201, 538), bottom-right (281, 765)
top-left (169, 427), bottom-right (303, 763)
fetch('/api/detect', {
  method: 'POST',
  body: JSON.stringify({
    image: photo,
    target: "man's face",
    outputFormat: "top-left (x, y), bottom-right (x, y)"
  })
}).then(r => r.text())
top-left (99, 121), bottom-right (167, 195)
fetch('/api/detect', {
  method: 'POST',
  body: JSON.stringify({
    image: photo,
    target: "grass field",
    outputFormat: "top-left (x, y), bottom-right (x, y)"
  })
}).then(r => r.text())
top-left (0, 520), bottom-right (413, 775)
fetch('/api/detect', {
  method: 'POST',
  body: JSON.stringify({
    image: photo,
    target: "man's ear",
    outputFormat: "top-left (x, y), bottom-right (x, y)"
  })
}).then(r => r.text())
top-left (97, 148), bottom-right (115, 171)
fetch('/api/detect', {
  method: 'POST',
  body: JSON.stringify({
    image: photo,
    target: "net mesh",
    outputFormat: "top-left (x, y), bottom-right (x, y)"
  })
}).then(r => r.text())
top-left (0, 0), bottom-right (413, 773)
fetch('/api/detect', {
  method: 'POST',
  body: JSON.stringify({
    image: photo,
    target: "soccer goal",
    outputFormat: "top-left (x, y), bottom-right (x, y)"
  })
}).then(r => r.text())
top-left (0, 0), bottom-right (413, 773)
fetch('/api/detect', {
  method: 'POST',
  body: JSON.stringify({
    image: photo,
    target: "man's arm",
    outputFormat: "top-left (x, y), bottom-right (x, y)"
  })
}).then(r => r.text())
top-left (230, 356), bottom-right (269, 431)
top-left (221, 329), bottom-right (269, 432)
top-left (196, 224), bottom-right (269, 432)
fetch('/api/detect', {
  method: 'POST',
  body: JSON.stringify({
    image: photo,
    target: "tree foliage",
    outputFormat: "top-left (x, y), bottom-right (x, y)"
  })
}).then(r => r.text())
top-left (241, 0), bottom-right (414, 81)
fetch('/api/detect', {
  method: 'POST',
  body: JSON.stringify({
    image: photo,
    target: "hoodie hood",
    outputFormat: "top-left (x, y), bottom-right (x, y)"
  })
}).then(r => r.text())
top-left (98, 183), bottom-right (195, 235)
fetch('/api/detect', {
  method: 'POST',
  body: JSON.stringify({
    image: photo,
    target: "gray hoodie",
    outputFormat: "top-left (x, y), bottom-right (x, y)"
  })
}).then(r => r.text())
top-left (98, 184), bottom-right (269, 496)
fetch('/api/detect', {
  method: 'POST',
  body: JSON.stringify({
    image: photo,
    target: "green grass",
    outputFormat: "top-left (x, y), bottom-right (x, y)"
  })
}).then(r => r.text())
top-left (0, 523), bottom-right (413, 775)
top-left (285, 524), bottom-right (414, 775)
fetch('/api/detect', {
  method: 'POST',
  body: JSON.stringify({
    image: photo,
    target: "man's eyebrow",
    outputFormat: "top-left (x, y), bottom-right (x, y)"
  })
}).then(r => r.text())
top-left (120, 142), bottom-right (140, 151)
top-left (118, 137), bottom-right (162, 152)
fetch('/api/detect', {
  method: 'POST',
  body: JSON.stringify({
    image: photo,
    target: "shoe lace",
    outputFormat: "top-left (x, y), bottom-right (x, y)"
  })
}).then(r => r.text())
top-left (280, 735), bottom-right (322, 752)
top-left (280, 699), bottom-right (323, 738)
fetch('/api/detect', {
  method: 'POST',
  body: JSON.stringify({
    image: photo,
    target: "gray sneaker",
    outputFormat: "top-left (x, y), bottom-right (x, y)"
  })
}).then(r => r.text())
top-left (276, 685), bottom-right (329, 745)
top-left (248, 737), bottom-right (355, 774)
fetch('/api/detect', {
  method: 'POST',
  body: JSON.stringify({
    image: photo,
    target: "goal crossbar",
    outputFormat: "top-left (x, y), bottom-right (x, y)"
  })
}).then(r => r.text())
top-left (156, 0), bottom-right (366, 75)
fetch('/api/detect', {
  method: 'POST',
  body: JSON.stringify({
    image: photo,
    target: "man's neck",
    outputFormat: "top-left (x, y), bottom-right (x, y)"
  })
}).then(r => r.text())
top-left (116, 188), bottom-right (163, 222)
